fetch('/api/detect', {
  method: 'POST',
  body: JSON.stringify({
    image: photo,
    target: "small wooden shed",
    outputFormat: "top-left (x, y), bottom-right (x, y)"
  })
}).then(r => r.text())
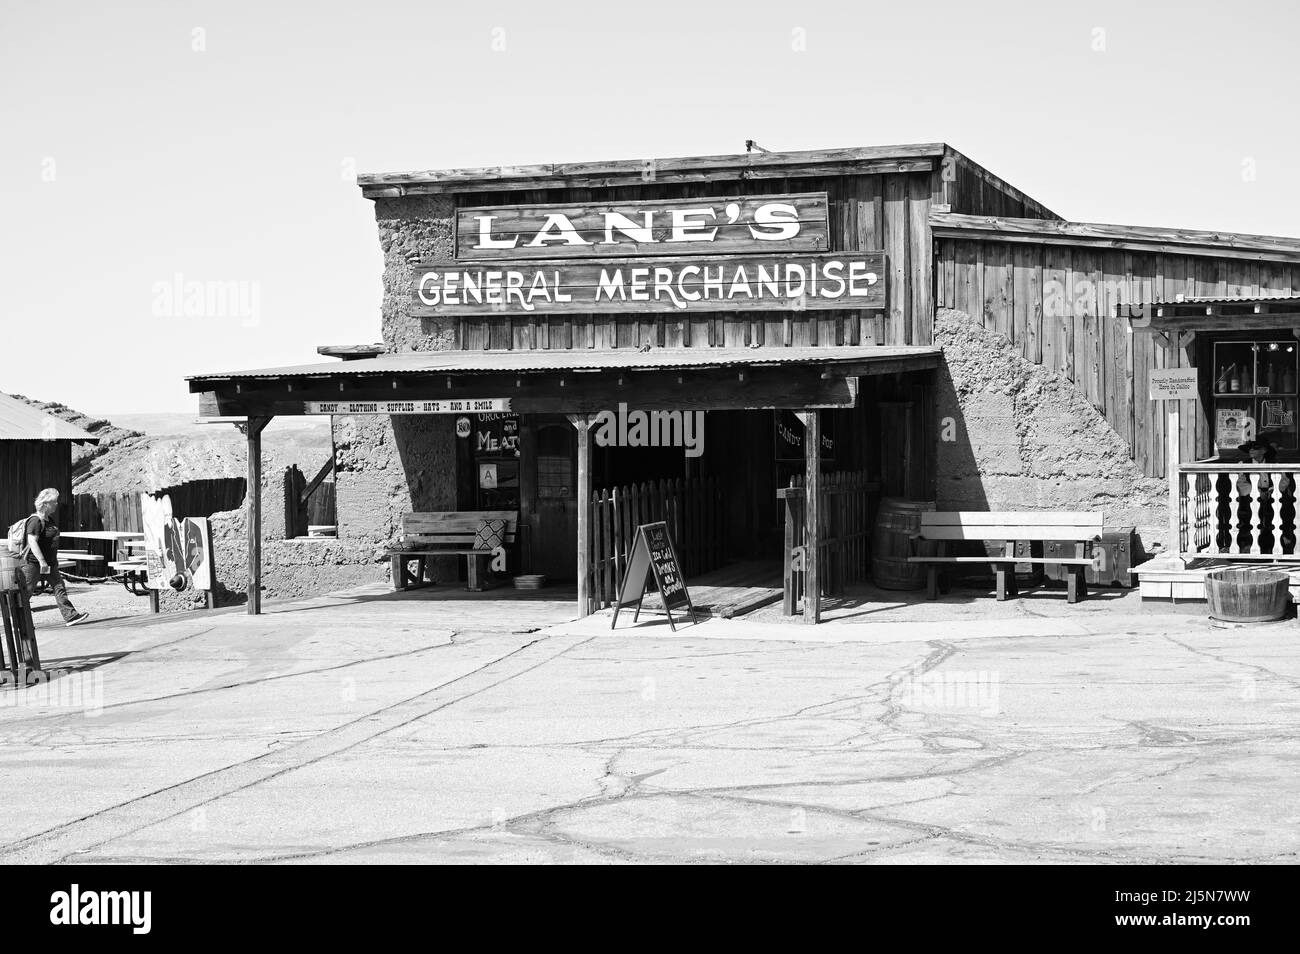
top-left (0, 393), bottom-right (98, 527)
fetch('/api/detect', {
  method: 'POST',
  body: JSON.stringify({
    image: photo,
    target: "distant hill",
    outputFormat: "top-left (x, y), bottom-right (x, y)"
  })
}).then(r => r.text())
top-left (3, 392), bottom-right (142, 474)
top-left (105, 413), bottom-right (330, 442)
top-left (3, 395), bottom-right (333, 495)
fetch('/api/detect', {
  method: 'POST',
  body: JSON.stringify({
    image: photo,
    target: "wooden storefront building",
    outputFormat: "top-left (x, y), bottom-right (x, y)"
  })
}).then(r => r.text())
top-left (188, 143), bottom-right (1300, 613)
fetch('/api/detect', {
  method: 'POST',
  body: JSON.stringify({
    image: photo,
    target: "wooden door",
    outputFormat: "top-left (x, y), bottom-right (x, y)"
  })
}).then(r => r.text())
top-left (878, 400), bottom-right (916, 498)
top-left (532, 421), bottom-right (578, 580)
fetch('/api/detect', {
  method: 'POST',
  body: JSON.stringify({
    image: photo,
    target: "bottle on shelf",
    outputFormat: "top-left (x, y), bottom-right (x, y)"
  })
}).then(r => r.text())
top-left (1266, 361), bottom-right (1277, 393)
top-left (1230, 364), bottom-right (1241, 392)
top-left (1285, 365), bottom-right (1296, 394)
top-left (1242, 363), bottom-right (1253, 393)
top-left (1217, 364), bottom-right (1230, 393)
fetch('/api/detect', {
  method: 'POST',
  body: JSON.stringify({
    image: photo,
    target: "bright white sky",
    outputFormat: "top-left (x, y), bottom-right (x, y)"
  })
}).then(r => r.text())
top-left (2, 0), bottom-right (1296, 416)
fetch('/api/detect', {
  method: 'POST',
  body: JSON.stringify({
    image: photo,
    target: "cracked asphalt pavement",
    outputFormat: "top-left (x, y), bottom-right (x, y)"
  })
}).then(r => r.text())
top-left (1, 582), bottom-right (1297, 864)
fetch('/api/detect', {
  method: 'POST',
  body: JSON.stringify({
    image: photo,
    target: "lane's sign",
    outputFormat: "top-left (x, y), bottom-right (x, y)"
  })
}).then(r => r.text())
top-left (457, 193), bottom-right (829, 261)
top-left (410, 252), bottom-right (885, 317)
top-left (305, 399), bottom-right (512, 415)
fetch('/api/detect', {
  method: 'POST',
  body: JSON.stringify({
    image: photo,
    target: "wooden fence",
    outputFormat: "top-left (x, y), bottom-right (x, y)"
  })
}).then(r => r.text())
top-left (587, 476), bottom-right (724, 609)
top-left (72, 492), bottom-right (141, 533)
top-left (284, 460), bottom-right (336, 538)
top-left (778, 470), bottom-right (875, 615)
top-left (73, 478), bottom-right (247, 532)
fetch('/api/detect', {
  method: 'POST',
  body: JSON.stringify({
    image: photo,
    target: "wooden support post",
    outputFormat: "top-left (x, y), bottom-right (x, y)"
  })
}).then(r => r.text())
top-left (243, 416), bottom-right (272, 615)
top-left (797, 410), bottom-right (821, 624)
top-left (569, 414), bottom-right (593, 617)
top-left (1167, 396), bottom-right (1184, 568)
top-left (995, 565), bottom-right (1011, 601)
top-left (518, 415), bottom-right (537, 575)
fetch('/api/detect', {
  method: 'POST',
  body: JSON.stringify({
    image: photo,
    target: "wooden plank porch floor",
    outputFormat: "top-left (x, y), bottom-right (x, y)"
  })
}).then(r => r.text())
top-left (634, 560), bottom-right (783, 619)
top-left (1134, 555), bottom-right (1300, 602)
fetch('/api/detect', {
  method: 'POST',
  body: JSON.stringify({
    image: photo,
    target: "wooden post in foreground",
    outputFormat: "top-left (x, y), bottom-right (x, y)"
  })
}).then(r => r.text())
top-left (568, 414), bottom-right (592, 617)
top-left (244, 416), bottom-right (272, 615)
top-left (1167, 400), bottom-right (1183, 567)
top-left (797, 410), bottom-right (821, 624)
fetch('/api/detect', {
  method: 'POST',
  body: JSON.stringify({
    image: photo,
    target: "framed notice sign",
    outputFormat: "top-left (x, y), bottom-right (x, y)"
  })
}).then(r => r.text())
top-left (1148, 368), bottom-right (1198, 402)
top-left (1215, 407), bottom-right (1254, 447)
top-left (611, 521), bottom-right (696, 631)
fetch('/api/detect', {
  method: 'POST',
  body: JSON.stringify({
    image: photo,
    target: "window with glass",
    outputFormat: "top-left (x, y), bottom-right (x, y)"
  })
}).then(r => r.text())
top-left (1211, 338), bottom-right (1299, 454)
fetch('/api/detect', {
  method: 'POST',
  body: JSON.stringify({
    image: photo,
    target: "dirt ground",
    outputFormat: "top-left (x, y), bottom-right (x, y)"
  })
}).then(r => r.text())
top-left (22, 573), bottom-right (152, 632)
top-left (3, 576), bottom-right (1297, 864)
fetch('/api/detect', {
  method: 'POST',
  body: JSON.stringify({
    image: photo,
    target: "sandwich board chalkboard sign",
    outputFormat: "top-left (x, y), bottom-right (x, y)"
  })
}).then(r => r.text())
top-left (611, 521), bottom-right (696, 631)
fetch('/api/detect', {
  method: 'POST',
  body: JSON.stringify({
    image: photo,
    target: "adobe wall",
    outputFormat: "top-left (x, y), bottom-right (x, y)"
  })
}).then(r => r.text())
top-left (375, 195), bottom-right (456, 352)
top-left (933, 308), bottom-right (1168, 552)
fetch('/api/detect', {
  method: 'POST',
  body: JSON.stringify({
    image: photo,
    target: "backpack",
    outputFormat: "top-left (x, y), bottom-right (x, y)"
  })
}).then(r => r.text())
top-left (6, 513), bottom-right (40, 556)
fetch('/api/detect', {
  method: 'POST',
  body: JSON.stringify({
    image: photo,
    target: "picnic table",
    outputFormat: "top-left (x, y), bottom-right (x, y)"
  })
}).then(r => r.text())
top-left (60, 531), bottom-right (145, 569)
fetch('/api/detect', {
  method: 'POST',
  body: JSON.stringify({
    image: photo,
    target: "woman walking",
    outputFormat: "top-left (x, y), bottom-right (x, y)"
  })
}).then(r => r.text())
top-left (20, 488), bottom-right (90, 626)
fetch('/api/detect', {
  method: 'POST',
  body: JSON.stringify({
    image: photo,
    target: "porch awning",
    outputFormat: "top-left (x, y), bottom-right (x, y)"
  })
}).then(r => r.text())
top-left (188, 345), bottom-right (942, 417)
top-left (1124, 295), bottom-right (1300, 333)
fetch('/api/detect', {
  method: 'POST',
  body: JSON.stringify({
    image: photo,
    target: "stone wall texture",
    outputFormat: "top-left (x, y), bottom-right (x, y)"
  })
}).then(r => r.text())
top-left (933, 308), bottom-right (1167, 550)
top-left (374, 195), bottom-right (456, 352)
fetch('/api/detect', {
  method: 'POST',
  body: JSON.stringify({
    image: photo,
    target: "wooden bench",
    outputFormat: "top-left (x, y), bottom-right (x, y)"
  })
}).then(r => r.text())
top-left (387, 511), bottom-right (517, 592)
top-left (908, 512), bottom-right (1103, 603)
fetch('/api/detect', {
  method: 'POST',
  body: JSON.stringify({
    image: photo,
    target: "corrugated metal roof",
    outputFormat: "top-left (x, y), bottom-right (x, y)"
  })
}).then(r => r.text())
top-left (0, 393), bottom-right (98, 442)
top-left (1169, 295), bottom-right (1300, 306)
top-left (188, 346), bottom-right (942, 382)
top-left (932, 212), bottom-right (1300, 264)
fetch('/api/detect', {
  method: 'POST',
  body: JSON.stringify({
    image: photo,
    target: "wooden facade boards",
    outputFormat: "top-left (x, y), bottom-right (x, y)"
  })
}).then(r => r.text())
top-left (450, 169), bottom-right (949, 350)
top-left (0, 440), bottom-right (73, 532)
top-left (936, 236), bottom-right (1300, 479)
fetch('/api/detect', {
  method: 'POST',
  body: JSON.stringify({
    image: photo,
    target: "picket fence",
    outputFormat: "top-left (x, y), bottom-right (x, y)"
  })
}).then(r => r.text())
top-left (587, 476), bottom-right (724, 609)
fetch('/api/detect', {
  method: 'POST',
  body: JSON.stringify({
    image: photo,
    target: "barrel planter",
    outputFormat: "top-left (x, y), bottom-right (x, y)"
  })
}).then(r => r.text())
top-left (871, 498), bottom-right (937, 590)
top-left (0, 552), bottom-right (23, 592)
top-left (1204, 568), bottom-right (1290, 623)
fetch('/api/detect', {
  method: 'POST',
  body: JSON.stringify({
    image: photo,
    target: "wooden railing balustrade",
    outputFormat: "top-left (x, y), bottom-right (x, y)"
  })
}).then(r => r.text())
top-left (1177, 463), bottom-right (1298, 559)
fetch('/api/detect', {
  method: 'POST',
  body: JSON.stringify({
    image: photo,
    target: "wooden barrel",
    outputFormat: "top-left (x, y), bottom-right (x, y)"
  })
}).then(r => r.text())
top-left (871, 498), bottom-right (937, 590)
top-left (1205, 568), bottom-right (1290, 623)
top-left (0, 552), bottom-right (24, 592)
